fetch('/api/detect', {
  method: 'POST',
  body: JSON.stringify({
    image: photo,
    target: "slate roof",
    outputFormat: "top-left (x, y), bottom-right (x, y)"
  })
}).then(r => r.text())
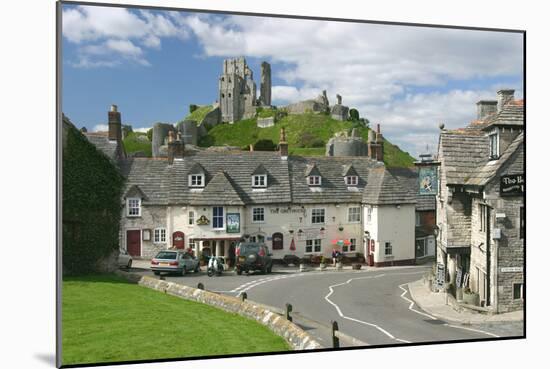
top-left (465, 132), bottom-right (524, 187)
top-left (119, 158), bottom-right (172, 205)
top-left (186, 171), bottom-right (244, 205)
top-left (482, 99), bottom-right (524, 130)
top-left (289, 156), bottom-right (382, 204)
top-left (83, 132), bottom-right (121, 162)
top-left (438, 133), bottom-right (489, 185)
top-left (362, 167), bottom-right (417, 205)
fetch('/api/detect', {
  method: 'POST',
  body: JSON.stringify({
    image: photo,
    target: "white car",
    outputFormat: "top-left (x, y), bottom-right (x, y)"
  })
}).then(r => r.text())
top-left (118, 249), bottom-right (133, 269)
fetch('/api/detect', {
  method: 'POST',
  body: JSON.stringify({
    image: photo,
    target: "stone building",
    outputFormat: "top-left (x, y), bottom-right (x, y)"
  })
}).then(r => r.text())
top-left (436, 89), bottom-right (524, 313)
top-left (219, 57), bottom-right (271, 123)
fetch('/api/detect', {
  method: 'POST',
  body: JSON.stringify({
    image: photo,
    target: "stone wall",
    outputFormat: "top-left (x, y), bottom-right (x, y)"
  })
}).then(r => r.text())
top-left (120, 205), bottom-right (168, 258)
top-left (257, 117), bottom-right (275, 128)
top-left (116, 273), bottom-right (322, 350)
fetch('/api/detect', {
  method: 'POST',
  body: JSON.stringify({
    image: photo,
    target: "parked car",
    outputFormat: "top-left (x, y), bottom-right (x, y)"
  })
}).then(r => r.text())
top-left (118, 249), bottom-right (132, 269)
top-left (151, 250), bottom-right (200, 276)
top-left (235, 242), bottom-right (273, 275)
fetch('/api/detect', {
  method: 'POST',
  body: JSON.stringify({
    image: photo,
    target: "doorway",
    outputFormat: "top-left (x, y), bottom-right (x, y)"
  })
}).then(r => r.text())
top-left (126, 230), bottom-right (141, 257)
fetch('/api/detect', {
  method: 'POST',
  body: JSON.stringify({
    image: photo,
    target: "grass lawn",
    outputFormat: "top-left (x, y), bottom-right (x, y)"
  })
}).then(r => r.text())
top-left (62, 274), bottom-right (289, 365)
top-left (122, 132), bottom-right (152, 157)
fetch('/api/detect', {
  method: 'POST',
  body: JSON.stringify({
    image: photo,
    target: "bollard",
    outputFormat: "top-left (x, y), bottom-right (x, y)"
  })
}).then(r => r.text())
top-left (331, 320), bottom-right (340, 348)
top-left (285, 303), bottom-right (293, 322)
top-left (241, 292), bottom-right (247, 301)
top-left (197, 282), bottom-right (204, 290)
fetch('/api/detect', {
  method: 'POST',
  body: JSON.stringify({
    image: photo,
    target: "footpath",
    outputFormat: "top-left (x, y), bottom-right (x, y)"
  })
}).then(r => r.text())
top-left (408, 279), bottom-right (523, 324)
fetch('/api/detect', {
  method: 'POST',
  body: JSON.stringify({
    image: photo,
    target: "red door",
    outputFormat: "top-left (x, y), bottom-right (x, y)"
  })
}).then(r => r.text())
top-left (172, 231), bottom-right (185, 249)
top-left (126, 230), bottom-right (141, 257)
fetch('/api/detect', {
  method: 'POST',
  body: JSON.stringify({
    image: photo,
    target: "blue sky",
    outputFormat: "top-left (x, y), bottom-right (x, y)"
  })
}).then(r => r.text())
top-left (62, 4), bottom-right (523, 158)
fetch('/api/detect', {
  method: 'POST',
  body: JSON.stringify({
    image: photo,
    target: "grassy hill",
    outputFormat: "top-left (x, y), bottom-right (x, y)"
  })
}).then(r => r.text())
top-left (122, 111), bottom-right (415, 167)
top-left (198, 112), bottom-right (415, 167)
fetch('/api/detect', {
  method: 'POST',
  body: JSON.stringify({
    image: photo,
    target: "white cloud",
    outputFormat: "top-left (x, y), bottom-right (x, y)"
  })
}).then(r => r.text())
top-left (63, 5), bottom-right (188, 68)
top-left (93, 124), bottom-right (108, 132)
top-left (134, 127), bottom-right (151, 133)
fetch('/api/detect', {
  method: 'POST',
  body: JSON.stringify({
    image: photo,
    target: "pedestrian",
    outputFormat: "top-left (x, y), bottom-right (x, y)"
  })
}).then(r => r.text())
top-left (332, 249), bottom-right (337, 266)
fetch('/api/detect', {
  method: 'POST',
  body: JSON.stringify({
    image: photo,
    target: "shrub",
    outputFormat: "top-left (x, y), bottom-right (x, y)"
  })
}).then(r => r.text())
top-left (253, 139), bottom-right (277, 151)
top-left (349, 108), bottom-right (360, 121)
top-left (189, 104), bottom-right (198, 113)
top-left (146, 128), bottom-right (153, 142)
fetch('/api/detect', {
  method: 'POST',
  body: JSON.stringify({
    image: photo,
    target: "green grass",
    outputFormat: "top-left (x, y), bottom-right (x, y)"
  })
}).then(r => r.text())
top-left (184, 105), bottom-right (213, 124)
top-left (122, 131), bottom-right (152, 157)
top-left (198, 112), bottom-right (415, 167)
top-left (62, 274), bottom-right (289, 365)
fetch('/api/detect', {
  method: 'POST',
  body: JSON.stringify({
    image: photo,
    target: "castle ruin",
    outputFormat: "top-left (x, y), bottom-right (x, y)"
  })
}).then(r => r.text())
top-left (219, 57), bottom-right (272, 123)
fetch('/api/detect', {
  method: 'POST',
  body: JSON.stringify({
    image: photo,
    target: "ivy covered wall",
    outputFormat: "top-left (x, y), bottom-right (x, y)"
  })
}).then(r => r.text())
top-left (62, 121), bottom-right (124, 275)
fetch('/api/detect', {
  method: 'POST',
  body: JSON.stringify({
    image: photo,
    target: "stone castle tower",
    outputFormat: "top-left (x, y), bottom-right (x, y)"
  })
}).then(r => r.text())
top-left (219, 57), bottom-right (271, 123)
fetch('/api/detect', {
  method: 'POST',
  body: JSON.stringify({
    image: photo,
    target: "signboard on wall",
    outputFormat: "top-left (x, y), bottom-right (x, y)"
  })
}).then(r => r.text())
top-left (500, 174), bottom-right (524, 196)
top-left (418, 166), bottom-right (438, 195)
top-left (435, 263), bottom-right (445, 288)
top-left (226, 213), bottom-right (240, 233)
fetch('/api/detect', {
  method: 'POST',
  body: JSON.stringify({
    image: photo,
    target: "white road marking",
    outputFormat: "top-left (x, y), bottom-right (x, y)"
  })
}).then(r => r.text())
top-left (397, 283), bottom-right (500, 338)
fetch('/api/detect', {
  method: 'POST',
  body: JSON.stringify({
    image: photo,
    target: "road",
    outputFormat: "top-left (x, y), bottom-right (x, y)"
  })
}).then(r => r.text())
top-left (130, 265), bottom-right (523, 347)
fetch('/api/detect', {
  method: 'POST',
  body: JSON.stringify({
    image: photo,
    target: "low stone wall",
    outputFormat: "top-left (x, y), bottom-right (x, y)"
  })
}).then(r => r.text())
top-left (115, 271), bottom-right (321, 350)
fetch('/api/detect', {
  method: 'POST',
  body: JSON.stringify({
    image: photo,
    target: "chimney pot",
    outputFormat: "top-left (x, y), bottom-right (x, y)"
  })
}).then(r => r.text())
top-left (110, 104), bottom-right (118, 112)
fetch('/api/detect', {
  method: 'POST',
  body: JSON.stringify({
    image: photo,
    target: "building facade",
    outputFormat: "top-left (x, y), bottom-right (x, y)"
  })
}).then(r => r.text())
top-left (436, 89), bottom-right (524, 313)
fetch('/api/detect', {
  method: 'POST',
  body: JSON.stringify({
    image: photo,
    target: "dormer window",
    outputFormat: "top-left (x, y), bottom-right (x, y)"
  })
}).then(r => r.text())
top-left (345, 176), bottom-right (358, 186)
top-left (489, 132), bottom-right (499, 159)
top-left (189, 174), bottom-right (204, 187)
top-left (308, 176), bottom-right (322, 186)
top-left (252, 174), bottom-right (267, 187)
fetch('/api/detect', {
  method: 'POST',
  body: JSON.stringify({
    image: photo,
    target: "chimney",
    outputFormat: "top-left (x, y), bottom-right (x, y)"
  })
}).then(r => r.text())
top-left (279, 128), bottom-right (288, 159)
top-left (497, 89), bottom-right (515, 112)
top-left (476, 100), bottom-right (498, 120)
top-left (108, 104), bottom-right (122, 142)
top-left (167, 131), bottom-right (184, 164)
top-left (368, 124), bottom-right (384, 162)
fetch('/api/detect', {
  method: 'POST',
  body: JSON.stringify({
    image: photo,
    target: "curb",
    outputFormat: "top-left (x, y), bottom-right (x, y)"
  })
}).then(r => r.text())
top-left (115, 270), bottom-right (322, 351)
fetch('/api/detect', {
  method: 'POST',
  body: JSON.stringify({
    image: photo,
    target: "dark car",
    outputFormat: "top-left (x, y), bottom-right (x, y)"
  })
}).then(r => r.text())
top-left (235, 242), bottom-right (273, 275)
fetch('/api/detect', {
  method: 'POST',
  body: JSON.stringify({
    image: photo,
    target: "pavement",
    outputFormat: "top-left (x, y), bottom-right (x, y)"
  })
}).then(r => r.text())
top-left (407, 279), bottom-right (524, 324)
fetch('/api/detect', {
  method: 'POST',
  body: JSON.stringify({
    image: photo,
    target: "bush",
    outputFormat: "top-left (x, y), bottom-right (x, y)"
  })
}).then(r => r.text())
top-left (189, 104), bottom-right (198, 113)
top-left (253, 139), bottom-right (277, 151)
top-left (146, 128), bottom-right (153, 142)
top-left (349, 108), bottom-right (360, 121)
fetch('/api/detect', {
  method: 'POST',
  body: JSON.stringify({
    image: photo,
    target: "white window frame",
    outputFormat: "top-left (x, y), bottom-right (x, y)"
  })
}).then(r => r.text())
top-left (479, 204), bottom-right (487, 233)
top-left (513, 283), bottom-right (524, 300)
top-left (350, 238), bottom-right (357, 252)
top-left (189, 239), bottom-right (196, 251)
top-left (489, 131), bottom-right (499, 159)
top-left (188, 211), bottom-right (195, 226)
top-left (347, 207), bottom-right (361, 223)
top-left (367, 207), bottom-right (372, 223)
top-left (345, 176), bottom-right (358, 186)
top-left (212, 206), bottom-right (224, 229)
top-left (415, 212), bottom-right (421, 227)
top-left (305, 239), bottom-right (322, 253)
top-left (311, 208), bottom-right (325, 224)
top-left (189, 174), bottom-right (205, 187)
top-left (127, 197), bottom-right (141, 217)
top-left (252, 174), bottom-right (267, 188)
top-left (308, 176), bottom-right (321, 186)
top-left (252, 207), bottom-right (265, 223)
top-left (153, 228), bottom-right (166, 244)
top-left (416, 238), bottom-right (427, 257)
top-left (384, 242), bottom-right (393, 256)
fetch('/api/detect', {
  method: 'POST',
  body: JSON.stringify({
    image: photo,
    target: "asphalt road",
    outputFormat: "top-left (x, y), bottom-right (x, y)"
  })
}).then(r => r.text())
top-left (130, 265), bottom-right (522, 347)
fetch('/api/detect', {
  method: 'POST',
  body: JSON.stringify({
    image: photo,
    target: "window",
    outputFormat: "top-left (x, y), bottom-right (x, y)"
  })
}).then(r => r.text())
top-left (489, 132), bottom-right (499, 159)
top-left (513, 283), bottom-right (524, 300)
top-left (345, 176), bottom-right (358, 186)
top-left (189, 240), bottom-right (196, 251)
top-left (153, 228), bottom-right (166, 243)
top-left (257, 235), bottom-right (265, 244)
top-left (308, 176), bottom-right (321, 186)
top-left (311, 208), bottom-right (325, 224)
top-left (189, 174), bottom-right (204, 187)
top-left (252, 208), bottom-right (265, 223)
top-left (188, 211), bottom-right (195, 225)
top-left (479, 204), bottom-right (487, 233)
top-left (416, 238), bottom-right (427, 258)
top-left (367, 207), bottom-right (373, 223)
top-left (384, 242), bottom-right (392, 256)
top-left (415, 212), bottom-right (421, 227)
top-left (350, 238), bottom-right (356, 252)
top-left (348, 207), bottom-right (361, 223)
top-left (252, 175), bottom-right (267, 187)
top-left (127, 198), bottom-right (141, 217)
top-left (213, 206), bottom-right (224, 229)
top-left (520, 206), bottom-right (525, 239)
top-left (306, 239), bottom-right (321, 253)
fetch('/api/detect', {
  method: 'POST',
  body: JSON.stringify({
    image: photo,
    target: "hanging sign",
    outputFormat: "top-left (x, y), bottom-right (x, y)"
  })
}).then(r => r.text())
top-left (419, 166), bottom-right (438, 195)
top-left (196, 215), bottom-right (210, 225)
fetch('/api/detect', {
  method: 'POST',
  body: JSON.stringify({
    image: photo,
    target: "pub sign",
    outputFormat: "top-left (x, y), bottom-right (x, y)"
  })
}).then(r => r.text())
top-left (226, 213), bottom-right (240, 233)
top-left (500, 174), bottom-right (524, 196)
top-left (418, 166), bottom-right (438, 195)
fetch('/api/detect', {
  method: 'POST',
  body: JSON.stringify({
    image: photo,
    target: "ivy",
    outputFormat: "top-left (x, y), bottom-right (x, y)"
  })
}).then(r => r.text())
top-left (63, 125), bottom-right (124, 275)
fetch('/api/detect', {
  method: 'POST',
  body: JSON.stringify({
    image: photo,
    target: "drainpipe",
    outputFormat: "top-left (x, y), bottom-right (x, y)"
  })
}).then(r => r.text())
top-left (486, 206), bottom-right (491, 307)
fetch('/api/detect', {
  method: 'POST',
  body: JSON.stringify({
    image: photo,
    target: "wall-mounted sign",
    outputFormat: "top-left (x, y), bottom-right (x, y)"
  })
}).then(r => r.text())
top-left (500, 174), bottom-right (524, 196)
top-left (142, 229), bottom-right (151, 241)
top-left (500, 266), bottom-right (523, 273)
top-left (196, 215), bottom-right (210, 225)
top-left (270, 207), bottom-right (306, 215)
top-left (296, 228), bottom-right (326, 241)
top-left (226, 213), bottom-right (240, 233)
top-left (418, 166), bottom-right (438, 195)
top-left (435, 263), bottom-right (445, 288)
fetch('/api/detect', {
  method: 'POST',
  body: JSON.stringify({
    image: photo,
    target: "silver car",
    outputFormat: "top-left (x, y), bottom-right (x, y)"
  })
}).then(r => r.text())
top-left (118, 249), bottom-right (133, 269)
top-left (151, 250), bottom-right (200, 276)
